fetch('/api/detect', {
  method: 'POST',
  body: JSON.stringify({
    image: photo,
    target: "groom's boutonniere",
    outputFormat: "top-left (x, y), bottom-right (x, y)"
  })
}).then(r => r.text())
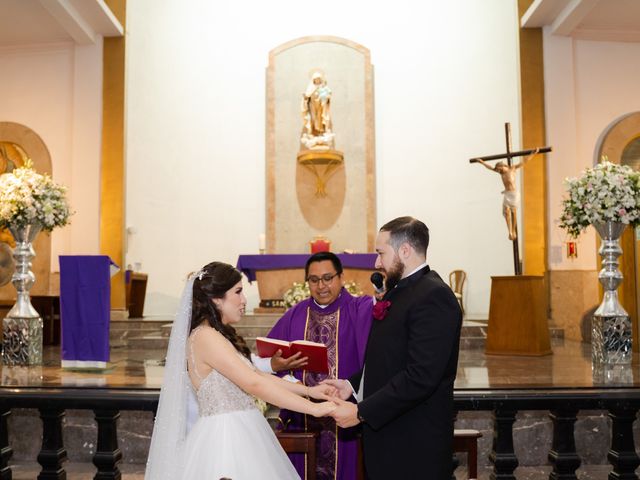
top-left (373, 300), bottom-right (392, 321)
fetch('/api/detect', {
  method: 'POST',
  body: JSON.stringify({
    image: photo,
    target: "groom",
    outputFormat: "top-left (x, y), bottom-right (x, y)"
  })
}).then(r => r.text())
top-left (325, 216), bottom-right (462, 479)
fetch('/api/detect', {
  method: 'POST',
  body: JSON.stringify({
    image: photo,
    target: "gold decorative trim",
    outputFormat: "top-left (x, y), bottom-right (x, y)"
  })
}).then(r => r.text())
top-left (333, 309), bottom-right (340, 480)
top-left (297, 151), bottom-right (344, 164)
top-left (101, 0), bottom-right (126, 310)
top-left (302, 306), bottom-right (310, 480)
top-left (518, 0), bottom-right (548, 276)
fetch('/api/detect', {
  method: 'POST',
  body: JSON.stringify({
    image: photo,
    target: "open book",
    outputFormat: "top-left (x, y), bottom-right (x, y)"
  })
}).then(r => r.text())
top-left (255, 337), bottom-right (329, 374)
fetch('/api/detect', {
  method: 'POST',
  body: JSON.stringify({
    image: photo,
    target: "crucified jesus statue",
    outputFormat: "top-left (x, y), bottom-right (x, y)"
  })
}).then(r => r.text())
top-left (470, 122), bottom-right (552, 275)
top-left (475, 148), bottom-right (540, 241)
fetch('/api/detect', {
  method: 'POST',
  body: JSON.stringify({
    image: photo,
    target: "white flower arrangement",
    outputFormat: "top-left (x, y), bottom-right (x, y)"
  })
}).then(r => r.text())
top-left (282, 280), bottom-right (362, 308)
top-left (0, 161), bottom-right (71, 231)
top-left (283, 281), bottom-right (310, 309)
top-left (559, 160), bottom-right (640, 238)
top-left (344, 280), bottom-right (363, 297)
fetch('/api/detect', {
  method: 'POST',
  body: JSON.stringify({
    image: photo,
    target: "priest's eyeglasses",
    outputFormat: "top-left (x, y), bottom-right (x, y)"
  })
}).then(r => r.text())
top-left (307, 272), bottom-right (339, 285)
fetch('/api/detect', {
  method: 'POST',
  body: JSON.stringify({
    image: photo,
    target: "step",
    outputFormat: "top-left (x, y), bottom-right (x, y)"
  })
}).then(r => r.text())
top-left (117, 317), bottom-right (563, 352)
top-left (124, 334), bottom-right (170, 350)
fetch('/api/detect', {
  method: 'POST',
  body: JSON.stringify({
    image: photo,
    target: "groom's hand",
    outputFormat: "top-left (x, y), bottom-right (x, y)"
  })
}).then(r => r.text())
top-left (330, 398), bottom-right (360, 428)
top-left (320, 379), bottom-right (352, 400)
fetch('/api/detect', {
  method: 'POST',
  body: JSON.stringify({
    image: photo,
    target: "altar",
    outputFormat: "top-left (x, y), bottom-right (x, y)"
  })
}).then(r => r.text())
top-left (236, 253), bottom-right (377, 312)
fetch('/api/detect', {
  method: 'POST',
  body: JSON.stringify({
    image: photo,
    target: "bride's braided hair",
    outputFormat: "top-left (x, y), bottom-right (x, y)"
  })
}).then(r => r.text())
top-left (190, 261), bottom-right (251, 360)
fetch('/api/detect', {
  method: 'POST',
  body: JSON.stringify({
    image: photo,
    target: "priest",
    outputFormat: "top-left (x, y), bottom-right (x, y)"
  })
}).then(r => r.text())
top-left (258, 251), bottom-right (373, 480)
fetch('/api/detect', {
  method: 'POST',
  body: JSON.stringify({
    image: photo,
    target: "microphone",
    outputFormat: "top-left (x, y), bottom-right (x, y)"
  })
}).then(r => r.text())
top-left (370, 272), bottom-right (385, 295)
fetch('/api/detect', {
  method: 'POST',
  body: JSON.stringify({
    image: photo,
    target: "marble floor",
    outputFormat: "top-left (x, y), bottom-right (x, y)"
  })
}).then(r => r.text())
top-left (5, 331), bottom-right (636, 391)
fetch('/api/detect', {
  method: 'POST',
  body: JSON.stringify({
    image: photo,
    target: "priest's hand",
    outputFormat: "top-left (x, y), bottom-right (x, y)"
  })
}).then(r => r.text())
top-left (307, 384), bottom-right (338, 400)
top-left (320, 379), bottom-right (353, 400)
top-left (270, 350), bottom-right (308, 372)
top-left (330, 398), bottom-right (360, 428)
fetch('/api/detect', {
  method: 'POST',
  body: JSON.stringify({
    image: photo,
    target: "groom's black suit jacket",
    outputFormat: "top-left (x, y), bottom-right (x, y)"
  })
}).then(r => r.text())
top-left (350, 266), bottom-right (462, 479)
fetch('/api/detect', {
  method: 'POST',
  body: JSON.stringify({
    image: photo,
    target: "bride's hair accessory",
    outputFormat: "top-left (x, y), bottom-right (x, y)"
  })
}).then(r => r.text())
top-left (190, 268), bottom-right (206, 281)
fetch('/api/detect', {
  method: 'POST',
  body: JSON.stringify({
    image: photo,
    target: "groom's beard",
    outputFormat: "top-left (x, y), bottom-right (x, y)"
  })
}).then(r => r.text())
top-left (384, 255), bottom-right (404, 291)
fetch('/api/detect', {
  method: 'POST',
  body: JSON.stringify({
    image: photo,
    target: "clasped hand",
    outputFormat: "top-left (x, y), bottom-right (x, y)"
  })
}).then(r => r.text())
top-left (317, 379), bottom-right (361, 428)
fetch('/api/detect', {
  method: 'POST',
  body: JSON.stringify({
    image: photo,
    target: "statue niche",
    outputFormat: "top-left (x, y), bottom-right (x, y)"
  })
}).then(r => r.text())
top-left (266, 36), bottom-right (375, 253)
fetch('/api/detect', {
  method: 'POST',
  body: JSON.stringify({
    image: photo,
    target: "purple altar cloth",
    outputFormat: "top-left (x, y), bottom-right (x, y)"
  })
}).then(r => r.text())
top-left (236, 253), bottom-right (377, 282)
top-left (59, 255), bottom-right (115, 367)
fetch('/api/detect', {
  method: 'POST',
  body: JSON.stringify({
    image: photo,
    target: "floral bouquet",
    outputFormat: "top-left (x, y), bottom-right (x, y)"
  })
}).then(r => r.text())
top-left (283, 281), bottom-right (310, 308)
top-left (0, 161), bottom-right (71, 232)
top-left (558, 160), bottom-right (640, 238)
top-left (282, 280), bottom-right (363, 308)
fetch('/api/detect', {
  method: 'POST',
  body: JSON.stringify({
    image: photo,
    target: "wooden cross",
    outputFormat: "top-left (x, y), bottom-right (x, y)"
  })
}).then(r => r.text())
top-left (469, 122), bottom-right (552, 276)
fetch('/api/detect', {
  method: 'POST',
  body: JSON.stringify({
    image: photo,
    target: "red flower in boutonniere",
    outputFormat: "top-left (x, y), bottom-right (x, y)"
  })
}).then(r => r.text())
top-left (373, 300), bottom-right (392, 321)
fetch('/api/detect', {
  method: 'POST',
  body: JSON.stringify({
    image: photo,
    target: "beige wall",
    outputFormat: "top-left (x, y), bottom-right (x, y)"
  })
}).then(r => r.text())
top-left (548, 270), bottom-right (599, 342)
top-left (545, 34), bottom-right (640, 272)
top-left (124, 0), bottom-right (523, 317)
top-left (0, 41), bottom-right (104, 271)
top-left (543, 32), bottom-right (640, 333)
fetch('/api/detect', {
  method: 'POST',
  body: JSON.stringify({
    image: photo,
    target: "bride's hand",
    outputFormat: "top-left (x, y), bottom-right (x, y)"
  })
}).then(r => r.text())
top-left (307, 384), bottom-right (338, 400)
top-left (311, 401), bottom-right (336, 417)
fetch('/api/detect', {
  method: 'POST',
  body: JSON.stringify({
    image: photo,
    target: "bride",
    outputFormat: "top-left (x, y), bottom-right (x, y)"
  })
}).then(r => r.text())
top-left (145, 262), bottom-right (337, 479)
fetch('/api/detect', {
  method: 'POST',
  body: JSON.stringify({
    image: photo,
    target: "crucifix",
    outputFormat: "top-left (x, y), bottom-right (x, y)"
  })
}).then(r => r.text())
top-left (469, 122), bottom-right (552, 275)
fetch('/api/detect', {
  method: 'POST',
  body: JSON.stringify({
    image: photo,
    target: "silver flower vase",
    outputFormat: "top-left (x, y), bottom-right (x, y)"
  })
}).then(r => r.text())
top-left (591, 221), bottom-right (632, 364)
top-left (2, 224), bottom-right (43, 366)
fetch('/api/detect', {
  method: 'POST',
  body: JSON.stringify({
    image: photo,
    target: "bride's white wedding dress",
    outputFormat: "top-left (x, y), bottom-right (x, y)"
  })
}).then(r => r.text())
top-left (180, 331), bottom-right (300, 480)
top-left (145, 275), bottom-right (299, 480)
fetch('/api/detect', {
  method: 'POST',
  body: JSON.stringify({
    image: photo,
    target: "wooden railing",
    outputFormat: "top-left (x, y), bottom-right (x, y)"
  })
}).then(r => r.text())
top-left (454, 388), bottom-right (640, 479)
top-left (1, 387), bottom-right (639, 479)
top-left (0, 388), bottom-right (157, 480)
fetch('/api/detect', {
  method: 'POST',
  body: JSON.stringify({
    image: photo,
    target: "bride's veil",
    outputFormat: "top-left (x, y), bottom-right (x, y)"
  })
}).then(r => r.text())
top-left (145, 274), bottom-right (196, 479)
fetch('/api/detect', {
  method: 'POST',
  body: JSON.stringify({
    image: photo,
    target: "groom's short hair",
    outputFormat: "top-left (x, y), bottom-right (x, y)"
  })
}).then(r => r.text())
top-left (380, 216), bottom-right (429, 256)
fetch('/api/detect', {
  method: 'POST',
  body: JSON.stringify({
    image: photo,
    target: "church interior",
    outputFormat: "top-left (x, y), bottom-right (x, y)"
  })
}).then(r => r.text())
top-left (1, 0), bottom-right (640, 478)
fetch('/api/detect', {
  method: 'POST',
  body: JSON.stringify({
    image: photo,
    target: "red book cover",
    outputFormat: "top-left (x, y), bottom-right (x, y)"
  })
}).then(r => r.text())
top-left (255, 337), bottom-right (293, 358)
top-left (290, 340), bottom-right (328, 374)
top-left (255, 337), bottom-right (328, 374)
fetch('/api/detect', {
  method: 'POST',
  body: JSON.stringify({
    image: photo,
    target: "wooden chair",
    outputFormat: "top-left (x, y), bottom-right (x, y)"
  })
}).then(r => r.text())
top-left (125, 270), bottom-right (148, 318)
top-left (454, 429), bottom-right (482, 479)
top-left (448, 270), bottom-right (467, 315)
top-left (276, 431), bottom-right (317, 480)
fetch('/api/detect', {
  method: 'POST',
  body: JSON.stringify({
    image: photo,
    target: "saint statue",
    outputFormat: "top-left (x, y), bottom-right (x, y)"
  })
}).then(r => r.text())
top-left (300, 71), bottom-right (335, 150)
top-left (296, 70), bottom-right (343, 197)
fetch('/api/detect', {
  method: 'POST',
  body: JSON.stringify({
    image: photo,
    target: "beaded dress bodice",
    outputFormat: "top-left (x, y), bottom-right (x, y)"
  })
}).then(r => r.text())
top-left (189, 329), bottom-right (258, 417)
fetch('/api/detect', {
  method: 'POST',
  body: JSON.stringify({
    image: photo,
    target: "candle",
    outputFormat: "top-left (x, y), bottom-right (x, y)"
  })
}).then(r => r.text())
top-left (259, 233), bottom-right (266, 252)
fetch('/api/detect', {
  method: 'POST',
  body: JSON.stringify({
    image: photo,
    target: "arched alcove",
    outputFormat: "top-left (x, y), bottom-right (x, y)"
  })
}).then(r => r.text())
top-left (266, 36), bottom-right (375, 254)
top-left (0, 122), bottom-right (53, 296)
top-left (595, 112), bottom-right (640, 352)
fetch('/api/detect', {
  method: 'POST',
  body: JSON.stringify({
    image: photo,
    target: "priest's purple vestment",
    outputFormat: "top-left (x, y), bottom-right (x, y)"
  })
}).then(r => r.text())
top-left (268, 288), bottom-right (373, 480)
